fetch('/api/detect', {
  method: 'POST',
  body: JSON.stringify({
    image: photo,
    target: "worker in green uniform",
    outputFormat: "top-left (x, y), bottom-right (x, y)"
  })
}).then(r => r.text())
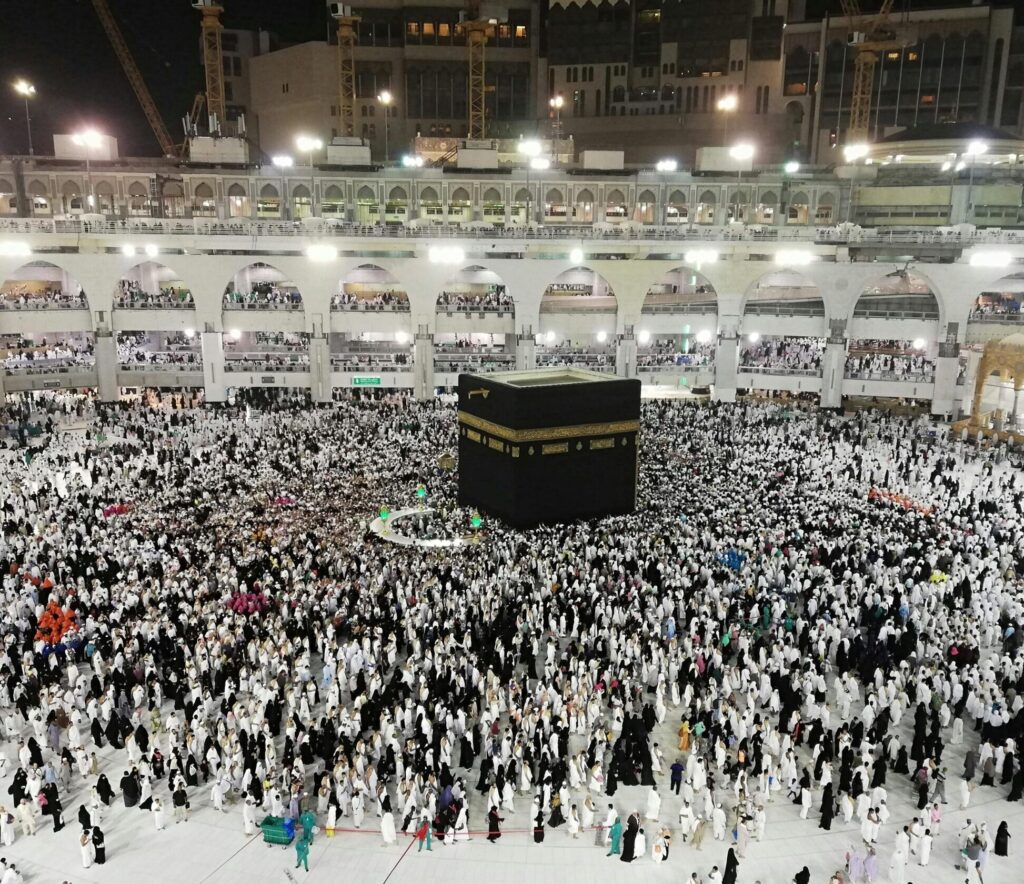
top-left (295, 834), bottom-right (311, 872)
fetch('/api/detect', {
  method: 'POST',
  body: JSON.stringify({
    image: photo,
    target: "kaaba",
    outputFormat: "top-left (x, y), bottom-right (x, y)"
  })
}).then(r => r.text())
top-left (457, 368), bottom-right (641, 527)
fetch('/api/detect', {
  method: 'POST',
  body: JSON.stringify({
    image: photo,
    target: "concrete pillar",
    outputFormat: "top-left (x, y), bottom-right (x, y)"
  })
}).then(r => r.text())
top-left (820, 338), bottom-right (846, 409)
top-left (515, 334), bottom-right (536, 371)
top-left (714, 333), bottom-right (739, 403)
top-left (0, 367), bottom-right (6, 399)
top-left (201, 332), bottom-right (227, 403)
top-left (616, 334), bottom-right (637, 379)
top-left (413, 332), bottom-right (434, 400)
top-left (95, 333), bottom-right (118, 403)
top-left (1011, 385), bottom-right (1024, 429)
top-left (309, 335), bottom-right (332, 404)
top-left (931, 342), bottom-right (961, 418)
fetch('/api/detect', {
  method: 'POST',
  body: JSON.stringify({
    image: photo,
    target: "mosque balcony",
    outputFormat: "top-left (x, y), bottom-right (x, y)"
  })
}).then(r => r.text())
top-left (737, 366), bottom-right (824, 396)
top-left (116, 366), bottom-right (204, 388)
top-left (222, 371), bottom-right (312, 389)
top-left (224, 355), bottom-right (309, 373)
top-left (2, 365), bottom-right (97, 392)
top-left (330, 371), bottom-right (414, 389)
top-left (434, 310), bottom-right (515, 335)
top-left (841, 377), bottom-right (937, 399)
top-left (112, 310), bottom-right (198, 334)
top-left (637, 365), bottom-right (715, 385)
top-left (843, 369), bottom-right (936, 384)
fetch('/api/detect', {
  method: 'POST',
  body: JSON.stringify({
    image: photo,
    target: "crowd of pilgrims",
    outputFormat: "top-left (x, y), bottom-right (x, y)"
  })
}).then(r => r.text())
top-left (0, 389), bottom-right (1022, 882)
top-left (1, 336), bottom-right (95, 373)
top-left (739, 337), bottom-right (826, 372)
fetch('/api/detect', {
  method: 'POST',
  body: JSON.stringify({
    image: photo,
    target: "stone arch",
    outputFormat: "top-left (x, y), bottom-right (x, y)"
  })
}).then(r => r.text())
top-left (292, 184), bottom-right (312, 199)
top-left (336, 263), bottom-right (409, 310)
top-left (541, 266), bottom-right (616, 314)
top-left (227, 183), bottom-right (247, 197)
top-left (606, 188), bottom-right (626, 205)
top-left (969, 272), bottom-right (1024, 320)
top-left (357, 185), bottom-right (376, 201)
top-left (420, 185), bottom-right (440, 203)
top-left (853, 270), bottom-right (941, 320)
top-left (114, 261), bottom-right (194, 309)
top-left (436, 264), bottom-right (513, 312)
top-left (576, 188), bottom-right (595, 204)
top-left (1, 259), bottom-right (89, 310)
top-left (514, 188), bottom-right (531, 203)
top-left (259, 183), bottom-right (279, 199)
top-left (388, 185), bottom-right (408, 202)
top-left (223, 261), bottom-right (303, 310)
top-left (742, 269), bottom-right (824, 316)
top-left (482, 186), bottom-right (503, 203)
top-left (642, 266), bottom-right (718, 314)
top-left (194, 182), bottom-right (215, 199)
top-left (324, 184), bottom-right (344, 202)
top-left (449, 186), bottom-right (471, 204)
top-left (546, 187), bottom-right (565, 205)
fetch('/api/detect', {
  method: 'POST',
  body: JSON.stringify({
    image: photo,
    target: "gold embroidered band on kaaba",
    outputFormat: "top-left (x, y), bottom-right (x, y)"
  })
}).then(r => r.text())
top-left (458, 411), bottom-right (640, 443)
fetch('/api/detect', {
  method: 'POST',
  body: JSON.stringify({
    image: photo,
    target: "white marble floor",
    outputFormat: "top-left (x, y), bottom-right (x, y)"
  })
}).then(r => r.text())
top-left (1, 687), bottom-right (1021, 884)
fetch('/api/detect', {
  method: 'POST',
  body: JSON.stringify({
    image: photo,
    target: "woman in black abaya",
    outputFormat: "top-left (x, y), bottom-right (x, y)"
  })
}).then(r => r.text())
top-left (620, 812), bottom-right (639, 862)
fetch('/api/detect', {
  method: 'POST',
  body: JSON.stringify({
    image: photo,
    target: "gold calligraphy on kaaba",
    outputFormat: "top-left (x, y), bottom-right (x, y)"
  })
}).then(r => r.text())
top-left (458, 411), bottom-right (640, 444)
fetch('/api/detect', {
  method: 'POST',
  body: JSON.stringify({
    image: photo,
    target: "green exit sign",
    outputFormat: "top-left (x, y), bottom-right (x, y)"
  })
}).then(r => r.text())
top-left (352, 376), bottom-right (382, 387)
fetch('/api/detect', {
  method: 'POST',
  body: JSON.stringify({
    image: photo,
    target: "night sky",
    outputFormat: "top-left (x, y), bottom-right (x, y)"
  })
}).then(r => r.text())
top-left (2, 0), bottom-right (1022, 157)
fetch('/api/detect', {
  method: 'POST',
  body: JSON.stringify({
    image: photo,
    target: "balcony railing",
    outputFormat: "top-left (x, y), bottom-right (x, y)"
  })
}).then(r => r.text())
top-left (844, 370), bottom-right (936, 383)
top-left (6, 216), bottom-right (1024, 246)
top-left (738, 365), bottom-right (823, 377)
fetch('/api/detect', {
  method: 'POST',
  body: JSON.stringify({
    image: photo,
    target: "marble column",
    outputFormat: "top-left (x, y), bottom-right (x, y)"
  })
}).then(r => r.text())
top-left (201, 332), bottom-right (226, 403)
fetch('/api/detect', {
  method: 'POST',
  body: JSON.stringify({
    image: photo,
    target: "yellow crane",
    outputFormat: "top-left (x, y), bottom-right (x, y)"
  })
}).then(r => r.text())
top-left (193, 1), bottom-right (227, 129)
top-left (839, 0), bottom-right (903, 144)
top-left (464, 2), bottom-right (504, 139)
top-left (91, 0), bottom-right (177, 157)
top-left (329, 3), bottom-right (360, 139)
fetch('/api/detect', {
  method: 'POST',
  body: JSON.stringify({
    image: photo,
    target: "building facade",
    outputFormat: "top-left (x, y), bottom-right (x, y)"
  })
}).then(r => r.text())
top-left (235, 1), bottom-right (1020, 165)
top-left (2, 138), bottom-right (1024, 425)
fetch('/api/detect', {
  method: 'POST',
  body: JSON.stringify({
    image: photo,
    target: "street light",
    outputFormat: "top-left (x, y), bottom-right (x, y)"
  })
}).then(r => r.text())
top-left (965, 140), bottom-right (988, 219)
top-left (656, 159), bottom-right (678, 172)
top-left (549, 94), bottom-right (564, 140)
top-left (784, 160), bottom-right (801, 175)
top-left (518, 140), bottom-right (543, 226)
top-left (13, 80), bottom-right (36, 156)
top-left (378, 90), bottom-right (393, 163)
top-left (717, 92), bottom-right (738, 144)
top-left (843, 143), bottom-right (869, 163)
top-left (72, 129), bottom-right (104, 213)
top-left (295, 136), bottom-right (322, 218)
top-left (729, 142), bottom-right (755, 223)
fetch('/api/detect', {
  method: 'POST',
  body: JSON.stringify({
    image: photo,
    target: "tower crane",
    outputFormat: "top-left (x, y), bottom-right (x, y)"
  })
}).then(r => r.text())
top-left (329, 3), bottom-right (360, 139)
top-left (463, 2), bottom-right (506, 139)
top-left (839, 0), bottom-right (903, 144)
top-left (90, 0), bottom-right (177, 157)
top-left (193, 1), bottom-right (227, 132)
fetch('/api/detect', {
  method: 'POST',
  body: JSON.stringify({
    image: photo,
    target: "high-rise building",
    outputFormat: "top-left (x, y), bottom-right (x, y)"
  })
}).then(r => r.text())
top-left (238, 1), bottom-right (1019, 164)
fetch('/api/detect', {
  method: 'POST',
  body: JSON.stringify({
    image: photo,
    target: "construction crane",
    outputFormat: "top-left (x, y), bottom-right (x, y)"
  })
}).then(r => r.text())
top-left (91, 0), bottom-right (177, 157)
top-left (839, 0), bottom-right (902, 144)
top-left (193, 1), bottom-right (227, 131)
top-left (329, 3), bottom-right (360, 139)
top-left (463, 3), bottom-right (505, 139)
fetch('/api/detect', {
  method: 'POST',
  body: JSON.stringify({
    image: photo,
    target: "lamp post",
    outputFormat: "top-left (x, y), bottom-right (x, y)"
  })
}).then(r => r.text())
top-left (549, 94), bottom-right (564, 142)
top-left (965, 140), bottom-right (988, 222)
top-left (717, 93), bottom-right (738, 145)
top-left (72, 129), bottom-right (103, 214)
top-left (295, 136), bottom-right (322, 217)
top-left (518, 139), bottom-right (541, 226)
top-left (14, 80), bottom-right (35, 156)
top-left (378, 90), bottom-right (393, 163)
top-left (729, 142), bottom-right (755, 224)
